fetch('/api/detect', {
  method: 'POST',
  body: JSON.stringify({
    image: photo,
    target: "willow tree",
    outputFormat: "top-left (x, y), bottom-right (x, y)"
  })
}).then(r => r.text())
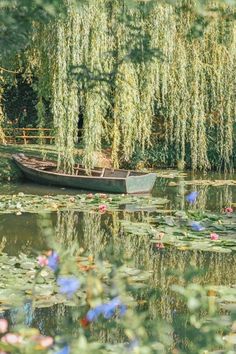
top-left (0, 75), bottom-right (5, 143)
top-left (5, 0), bottom-right (236, 172)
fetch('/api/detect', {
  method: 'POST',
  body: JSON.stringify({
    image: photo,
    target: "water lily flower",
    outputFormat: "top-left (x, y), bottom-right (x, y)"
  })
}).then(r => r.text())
top-left (57, 276), bottom-right (80, 298)
top-left (86, 193), bottom-right (93, 199)
top-left (186, 191), bottom-right (198, 204)
top-left (37, 255), bottom-right (48, 267)
top-left (210, 233), bottom-right (219, 240)
top-left (47, 251), bottom-right (59, 271)
top-left (155, 242), bottom-right (165, 249)
top-left (1, 333), bottom-right (23, 345)
top-left (190, 221), bottom-right (205, 232)
top-left (98, 204), bottom-right (107, 213)
top-left (0, 319), bottom-right (8, 334)
top-left (225, 207), bottom-right (233, 213)
top-left (86, 297), bottom-right (126, 322)
top-left (54, 345), bottom-right (70, 354)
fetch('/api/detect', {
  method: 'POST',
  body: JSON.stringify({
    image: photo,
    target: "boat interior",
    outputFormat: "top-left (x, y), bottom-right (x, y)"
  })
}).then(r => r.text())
top-left (15, 154), bottom-right (146, 178)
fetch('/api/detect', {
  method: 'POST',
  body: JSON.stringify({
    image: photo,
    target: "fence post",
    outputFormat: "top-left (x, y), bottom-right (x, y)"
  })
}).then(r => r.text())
top-left (22, 129), bottom-right (27, 145)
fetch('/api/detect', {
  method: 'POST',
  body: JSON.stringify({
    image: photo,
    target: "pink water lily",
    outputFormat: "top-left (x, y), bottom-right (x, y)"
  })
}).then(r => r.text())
top-left (98, 204), bottom-right (107, 213)
top-left (0, 319), bottom-right (8, 334)
top-left (1, 333), bottom-right (23, 345)
top-left (210, 233), bottom-right (219, 241)
top-left (155, 242), bottom-right (165, 249)
top-left (87, 193), bottom-right (94, 199)
top-left (225, 207), bottom-right (233, 213)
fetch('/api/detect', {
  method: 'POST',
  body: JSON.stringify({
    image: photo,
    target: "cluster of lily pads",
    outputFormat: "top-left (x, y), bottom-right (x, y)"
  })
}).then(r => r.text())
top-left (121, 191), bottom-right (236, 253)
top-left (0, 246), bottom-right (141, 353)
top-left (0, 190), bottom-right (236, 353)
top-left (0, 192), bottom-right (169, 215)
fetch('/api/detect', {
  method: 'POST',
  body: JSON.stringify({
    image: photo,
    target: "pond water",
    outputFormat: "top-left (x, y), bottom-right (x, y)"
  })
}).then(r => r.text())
top-left (0, 172), bottom-right (236, 340)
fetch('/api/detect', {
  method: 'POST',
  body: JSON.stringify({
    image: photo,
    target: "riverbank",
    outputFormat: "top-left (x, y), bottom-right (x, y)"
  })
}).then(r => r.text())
top-left (0, 145), bottom-right (58, 182)
top-left (0, 144), bottom-right (112, 182)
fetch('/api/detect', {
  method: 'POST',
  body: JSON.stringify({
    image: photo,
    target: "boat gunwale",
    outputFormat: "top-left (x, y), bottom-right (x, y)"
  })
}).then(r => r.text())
top-left (12, 155), bottom-right (156, 181)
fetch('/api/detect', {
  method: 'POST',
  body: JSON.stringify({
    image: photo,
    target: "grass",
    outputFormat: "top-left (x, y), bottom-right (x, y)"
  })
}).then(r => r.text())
top-left (0, 144), bottom-right (59, 182)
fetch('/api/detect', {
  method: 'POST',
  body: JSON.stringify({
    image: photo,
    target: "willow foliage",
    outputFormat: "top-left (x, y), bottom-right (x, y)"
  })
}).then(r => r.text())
top-left (14, 1), bottom-right (236, 171)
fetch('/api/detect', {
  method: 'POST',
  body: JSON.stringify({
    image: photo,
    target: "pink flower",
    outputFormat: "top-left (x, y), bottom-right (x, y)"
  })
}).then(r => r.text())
top-left (1, 333), bottom-right (22, 345)
top-left (225, 207), bottom-right (233, 213)
top-left (155, 243), bottom-right (165, 249)
top-left (37, 255), bottom-right (48, 267)
top-left (31, 335), bottom-right (53, 348)
top-left (0, 319), bottom-right (8, 334)
top-left (87, 193), bottom-right (94, 199)
top-left (98, 204), bottom-right (107, 213)
top-left (210, 233), bottom-right (219, 241)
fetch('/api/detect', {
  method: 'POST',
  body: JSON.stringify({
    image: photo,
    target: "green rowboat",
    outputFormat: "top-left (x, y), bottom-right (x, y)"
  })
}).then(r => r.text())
top-left (12, 154), bottom-right (157, 194)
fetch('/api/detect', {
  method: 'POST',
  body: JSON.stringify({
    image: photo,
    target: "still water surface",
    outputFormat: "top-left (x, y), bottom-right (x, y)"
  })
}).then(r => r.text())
top-left (0, 172), bottom-right (236, 336)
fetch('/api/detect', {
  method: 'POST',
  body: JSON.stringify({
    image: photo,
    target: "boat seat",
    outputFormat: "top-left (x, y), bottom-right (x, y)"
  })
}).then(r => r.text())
top-left (103, 169), bottom-right (129, 178)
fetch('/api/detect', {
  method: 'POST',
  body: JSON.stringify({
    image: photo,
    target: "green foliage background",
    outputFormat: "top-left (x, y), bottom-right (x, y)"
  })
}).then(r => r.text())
top-left (0, 0), bottom-right (236, 171)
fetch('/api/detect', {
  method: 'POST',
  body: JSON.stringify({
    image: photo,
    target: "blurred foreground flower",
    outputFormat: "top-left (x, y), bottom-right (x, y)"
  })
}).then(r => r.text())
top-left (37, 255), bottom-right (48, 267)
top-left (86, 297), bottom-right (126, 322)
top-left (47, 251), bottom-right (59, 271)
top-left (31, 335), bottom-right (53, 348)
top-left (1, 333), bottom-right (22, 345)
top-left (98, 204), bottom-right (107, 213)
top-left (57, 277), bottom-right (80, 298)
top-left (186, 191), bottom-right (198, 204)
top-left (210, 233), bottom-right (219, 240)
top-left (0, 319), bottom-right (8, 334)
top-left (190, 221), bottom-right (205, 232)
top-left (55, 345), bottom-right (70, 354)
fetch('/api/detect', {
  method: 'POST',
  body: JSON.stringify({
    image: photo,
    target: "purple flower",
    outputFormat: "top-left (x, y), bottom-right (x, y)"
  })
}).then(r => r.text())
top-left (57, 277), bottom-right (80, 298)
top-left (54, 345), bottom-right (70, 354)
top-left (190, 221), bottom-right (205, 232)
top-left (47, 251), bottom-right (59, 271)
top-left (86, 297), bottom-right (127, 322)
top-left (186, 191), bottom-right (198, 204)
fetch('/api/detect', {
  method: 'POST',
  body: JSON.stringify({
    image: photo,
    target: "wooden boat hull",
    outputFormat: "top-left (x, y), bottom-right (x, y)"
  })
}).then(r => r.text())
top-left (12, 154), bottom-right (157, 194)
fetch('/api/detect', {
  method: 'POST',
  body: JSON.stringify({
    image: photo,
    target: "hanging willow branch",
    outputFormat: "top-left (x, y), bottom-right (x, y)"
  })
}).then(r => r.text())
top-left (23, 0), bottom-right (236, 172)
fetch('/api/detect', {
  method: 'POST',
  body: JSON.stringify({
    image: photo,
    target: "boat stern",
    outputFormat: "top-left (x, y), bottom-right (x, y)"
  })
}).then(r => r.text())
top-left (125, 173), bottom-right (157, 194)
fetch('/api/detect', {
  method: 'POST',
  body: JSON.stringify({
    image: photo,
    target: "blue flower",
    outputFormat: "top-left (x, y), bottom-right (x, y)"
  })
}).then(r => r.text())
top-left (86, 297), bottom-right (126, 322)
top-left (54, 345), bottom-right (70, 354)
top-left (190, 221), bottom-right (205, 232)
top-left (86, 304), bottom-right (105, 321)
top-left (47, 251), bottom-right (59, 271)
top-left (57, 276), bottom-right (80, 298)
top-left (186, 191), bottom-right (198, 204)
